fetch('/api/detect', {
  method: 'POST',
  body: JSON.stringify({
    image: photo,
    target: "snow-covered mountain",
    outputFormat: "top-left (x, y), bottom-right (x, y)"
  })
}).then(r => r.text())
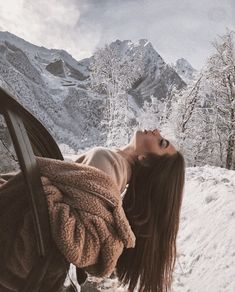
top-left (0, 31), bottom-right (103, 150)
top-left (0, 31), bottom-right (186, 151)
top-left (109, 39), bottom-right (186, 105)
top-left (174, 58), bottom-right (197, 83)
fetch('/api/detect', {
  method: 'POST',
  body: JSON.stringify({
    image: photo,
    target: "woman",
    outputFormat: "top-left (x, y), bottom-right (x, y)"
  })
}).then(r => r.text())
top-left (76, 128), bottom-right (185, 292)
top-left (0, 128), bottom-right (184, 292)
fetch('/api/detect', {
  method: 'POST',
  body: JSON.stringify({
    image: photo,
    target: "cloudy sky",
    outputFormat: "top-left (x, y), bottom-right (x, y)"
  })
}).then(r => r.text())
top-left (0, 0), bottom-right (234, 69)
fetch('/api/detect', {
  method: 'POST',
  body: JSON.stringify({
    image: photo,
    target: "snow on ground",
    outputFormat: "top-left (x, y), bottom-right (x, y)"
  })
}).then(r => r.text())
top-left (172, 165), bottom-right (235, 292)
top-left (64, 154), bottom-right (235, 292)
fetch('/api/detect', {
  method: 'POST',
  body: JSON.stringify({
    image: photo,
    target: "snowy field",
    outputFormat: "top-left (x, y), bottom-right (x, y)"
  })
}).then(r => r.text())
top-left (172, 165), bottom-right (235, 292)
top-left (64, 154), bottom-right (235, 292)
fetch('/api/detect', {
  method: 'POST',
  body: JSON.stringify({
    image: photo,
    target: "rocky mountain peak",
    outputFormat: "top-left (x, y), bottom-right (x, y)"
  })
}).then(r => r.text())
top-left (174, 58), bottom-right (197, 81)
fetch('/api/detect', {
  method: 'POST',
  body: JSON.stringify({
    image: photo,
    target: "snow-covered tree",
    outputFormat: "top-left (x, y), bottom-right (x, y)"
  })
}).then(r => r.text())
top-left (90, 44), bottom-right (144, 146)
top-left (204, 30), bottom-right (235, 169)
top-left (168, 30), bottom-right (235, 169)
top-left (138, 95), bottom-right (160, 129)
top-left (168, 75), bottom-right (207, 165)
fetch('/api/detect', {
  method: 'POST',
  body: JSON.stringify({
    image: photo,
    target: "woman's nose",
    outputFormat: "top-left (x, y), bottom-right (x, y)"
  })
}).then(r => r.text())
top-left (152, 129), bottom-right (160, 135)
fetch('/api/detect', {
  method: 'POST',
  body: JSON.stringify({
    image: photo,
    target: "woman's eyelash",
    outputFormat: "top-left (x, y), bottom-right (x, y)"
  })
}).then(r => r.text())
top-left (160, 139), bottom-right (169, 148)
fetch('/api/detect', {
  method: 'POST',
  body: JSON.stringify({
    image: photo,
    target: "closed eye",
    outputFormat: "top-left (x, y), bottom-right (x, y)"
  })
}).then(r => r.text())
top-left (160, 139), bottom-right (169, 148)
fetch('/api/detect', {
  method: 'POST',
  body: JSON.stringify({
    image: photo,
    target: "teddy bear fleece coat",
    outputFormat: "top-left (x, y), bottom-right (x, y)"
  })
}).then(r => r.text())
top-left (0, 156), bottom-right (135, 291)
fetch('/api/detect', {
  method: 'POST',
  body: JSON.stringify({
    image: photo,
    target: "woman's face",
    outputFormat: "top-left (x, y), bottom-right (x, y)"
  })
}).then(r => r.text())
top-left (131, 129), bottom-right (176, 156)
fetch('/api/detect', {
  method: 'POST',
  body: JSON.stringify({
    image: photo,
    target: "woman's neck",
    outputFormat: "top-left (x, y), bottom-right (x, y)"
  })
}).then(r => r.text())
top-left (113, 145), bottom-right (136, 185)
top-left (115, 144), bottom-right (137, 165)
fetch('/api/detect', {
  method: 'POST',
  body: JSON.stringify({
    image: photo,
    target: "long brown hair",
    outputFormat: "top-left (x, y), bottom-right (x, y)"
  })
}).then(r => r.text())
top-left (116, 151), bottom-right (185, 292)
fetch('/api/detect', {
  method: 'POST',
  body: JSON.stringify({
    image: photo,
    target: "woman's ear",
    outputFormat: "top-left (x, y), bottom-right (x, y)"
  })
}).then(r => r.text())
top-left (137, 154), bottom-right (150, 167)
top-left (137, 155), bottom-right (146, 162)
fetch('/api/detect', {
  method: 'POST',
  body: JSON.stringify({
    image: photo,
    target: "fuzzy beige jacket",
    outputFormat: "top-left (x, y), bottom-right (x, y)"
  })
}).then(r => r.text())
top-left (0, 156), bottom-right (135, 290)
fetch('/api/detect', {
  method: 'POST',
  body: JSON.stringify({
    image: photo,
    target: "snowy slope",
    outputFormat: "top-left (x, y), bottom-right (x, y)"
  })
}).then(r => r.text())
top-left (173, 165), bottom-right (235, 292)
top-left (64, 155), bottom-right (235, 292)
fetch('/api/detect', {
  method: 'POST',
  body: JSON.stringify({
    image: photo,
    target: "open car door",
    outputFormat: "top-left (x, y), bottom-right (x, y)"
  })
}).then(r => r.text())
top-left (0, 86), bottom-right (65, 292)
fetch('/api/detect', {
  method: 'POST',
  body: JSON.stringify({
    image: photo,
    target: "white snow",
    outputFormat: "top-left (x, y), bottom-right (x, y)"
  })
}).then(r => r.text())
top-left (64, 154), bottom-right (235, 292)
top-left (173, 165), bottom-right (235, 292)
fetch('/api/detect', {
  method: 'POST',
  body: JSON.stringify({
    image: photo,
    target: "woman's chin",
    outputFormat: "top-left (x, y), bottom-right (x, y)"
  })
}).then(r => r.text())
top-left (135, 129), bottom-right (145, 135)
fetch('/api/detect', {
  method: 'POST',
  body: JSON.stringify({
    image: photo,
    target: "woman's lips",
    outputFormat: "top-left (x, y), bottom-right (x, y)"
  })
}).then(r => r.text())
top-left (143, 129), bottom-right (159, 136)
top-left (143, 129), bottom-right (153, 135)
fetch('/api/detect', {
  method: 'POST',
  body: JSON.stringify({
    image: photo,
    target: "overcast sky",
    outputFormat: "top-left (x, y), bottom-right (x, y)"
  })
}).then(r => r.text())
top-left (0, 0), bottom-right (234, 69)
